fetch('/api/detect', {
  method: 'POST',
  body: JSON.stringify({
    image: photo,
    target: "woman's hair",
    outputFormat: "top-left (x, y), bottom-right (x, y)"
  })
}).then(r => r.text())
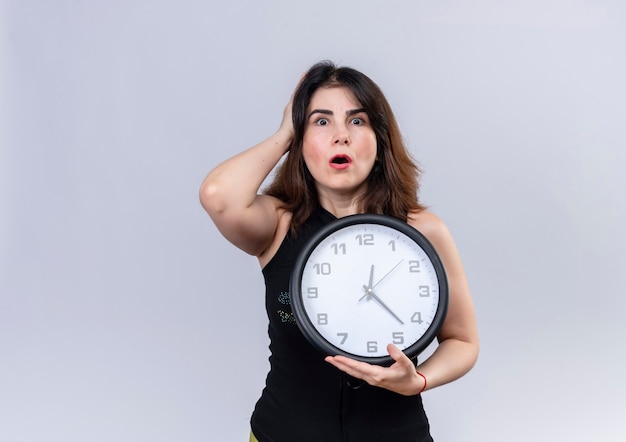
top-left (264, 61), bottom-right (424, 232)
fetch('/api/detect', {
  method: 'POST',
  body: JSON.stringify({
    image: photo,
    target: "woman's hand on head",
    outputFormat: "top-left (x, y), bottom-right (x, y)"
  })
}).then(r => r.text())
top-left (325, 344), bottom-right (426, 396)
top-left (277, 73), bottom-right (306, 143)
top-left (278, 95), bottom-right (295, 140)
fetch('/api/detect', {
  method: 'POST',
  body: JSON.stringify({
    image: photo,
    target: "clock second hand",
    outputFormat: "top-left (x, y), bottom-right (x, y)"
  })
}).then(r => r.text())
top-left (372, 259), bottom-right (404, 289)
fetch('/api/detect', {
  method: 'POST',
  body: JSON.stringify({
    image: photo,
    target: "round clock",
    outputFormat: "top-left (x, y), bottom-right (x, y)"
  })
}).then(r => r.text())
top-left (290, 214), bottom-right (448, 365)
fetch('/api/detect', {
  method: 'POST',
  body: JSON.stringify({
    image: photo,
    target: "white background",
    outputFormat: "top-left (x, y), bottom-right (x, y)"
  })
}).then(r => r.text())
top-left (2, 1), bottom-right (625, 440)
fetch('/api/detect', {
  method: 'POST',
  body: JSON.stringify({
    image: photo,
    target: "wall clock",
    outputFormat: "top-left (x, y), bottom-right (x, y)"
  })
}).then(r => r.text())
top-left (290, 214), bottom-right (448, 365)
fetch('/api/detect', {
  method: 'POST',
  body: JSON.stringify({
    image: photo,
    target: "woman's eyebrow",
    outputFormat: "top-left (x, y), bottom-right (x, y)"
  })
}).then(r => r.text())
top-left (308, 108), bottom-right (367, 119)
top-left (308, 109), bottom-right (333, 119)
top-left (347, 108), bottom-right (367, 116)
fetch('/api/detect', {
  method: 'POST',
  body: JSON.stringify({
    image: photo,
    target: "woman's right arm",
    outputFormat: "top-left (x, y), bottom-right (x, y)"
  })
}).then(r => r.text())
top-left (199, 102), bottom-right (294, 257)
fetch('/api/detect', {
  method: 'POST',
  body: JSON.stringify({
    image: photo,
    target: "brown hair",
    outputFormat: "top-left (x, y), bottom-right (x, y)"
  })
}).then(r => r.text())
top-left (264, 61), bottom-right (424, 231)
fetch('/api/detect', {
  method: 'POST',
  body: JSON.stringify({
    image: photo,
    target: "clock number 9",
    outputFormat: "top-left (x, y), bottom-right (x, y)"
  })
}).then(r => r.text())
top-left (307, 287), bottom-right (318, 298)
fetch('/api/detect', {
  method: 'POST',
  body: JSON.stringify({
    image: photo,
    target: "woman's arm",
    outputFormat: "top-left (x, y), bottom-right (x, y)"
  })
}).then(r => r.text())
top-left (325, 210), bottom-right (479, 395)
top-left (199, 99), bottom-right (294, 257)
top-left (409, 210), bottom-right (479, 391)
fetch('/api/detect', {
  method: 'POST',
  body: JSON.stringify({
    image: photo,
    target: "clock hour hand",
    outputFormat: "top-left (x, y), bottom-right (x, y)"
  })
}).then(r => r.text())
top-left (359, 264), bottom-right (376, 302)
top-left (361, 284), bottom-right (404, 325)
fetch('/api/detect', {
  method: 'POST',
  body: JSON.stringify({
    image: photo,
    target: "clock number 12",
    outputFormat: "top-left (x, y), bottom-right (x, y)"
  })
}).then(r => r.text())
top-left (355, 234), bottom-right (374, 246)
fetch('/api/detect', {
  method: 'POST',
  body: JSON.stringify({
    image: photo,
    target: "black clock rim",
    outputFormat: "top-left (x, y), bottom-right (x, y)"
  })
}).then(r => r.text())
top-left (289, 213), bottom-right (449, 366)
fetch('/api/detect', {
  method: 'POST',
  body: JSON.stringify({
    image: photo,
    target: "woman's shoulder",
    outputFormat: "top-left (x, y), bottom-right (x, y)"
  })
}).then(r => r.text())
top-left (406, 209), bottom-right (453, 247)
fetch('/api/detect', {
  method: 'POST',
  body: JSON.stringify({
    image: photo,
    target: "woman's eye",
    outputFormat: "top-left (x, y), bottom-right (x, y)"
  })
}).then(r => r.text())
top-left (351, 117), bottom-right (363, 125)
top-left (316, 118), bottom-right (329, 126)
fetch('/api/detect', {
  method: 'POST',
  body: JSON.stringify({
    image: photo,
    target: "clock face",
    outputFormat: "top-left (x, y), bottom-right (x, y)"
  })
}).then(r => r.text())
top-left (290, 214), bottom-right (448, 365)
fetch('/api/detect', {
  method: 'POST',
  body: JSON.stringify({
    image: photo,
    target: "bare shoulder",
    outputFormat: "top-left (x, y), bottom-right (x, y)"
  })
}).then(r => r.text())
top-left (407, 209), bottom-right (467, 283)
top-left (407, 210), bottom-right (453, 246)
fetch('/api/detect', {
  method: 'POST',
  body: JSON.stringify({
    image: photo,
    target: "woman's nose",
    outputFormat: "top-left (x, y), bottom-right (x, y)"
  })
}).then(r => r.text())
top-left (334, 129), bottom-right (350, 145)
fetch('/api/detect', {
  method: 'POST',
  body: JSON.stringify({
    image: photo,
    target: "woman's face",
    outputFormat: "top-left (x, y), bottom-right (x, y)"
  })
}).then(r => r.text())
top-left (302, 86), bottom-right (377, 200)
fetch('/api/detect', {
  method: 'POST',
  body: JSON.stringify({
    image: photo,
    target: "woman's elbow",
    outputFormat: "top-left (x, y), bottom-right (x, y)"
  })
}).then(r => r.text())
top-left (199, 179), bottom-right (227, 217)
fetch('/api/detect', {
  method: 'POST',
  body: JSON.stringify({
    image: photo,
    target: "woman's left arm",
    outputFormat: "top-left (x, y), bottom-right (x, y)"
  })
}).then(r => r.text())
top-left (325, 211), bottom-right (479, 396)
top-left (409, 210), bottom-right (479, 391)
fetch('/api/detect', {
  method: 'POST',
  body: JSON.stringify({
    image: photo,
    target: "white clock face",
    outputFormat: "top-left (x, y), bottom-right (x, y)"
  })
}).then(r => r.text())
top-left (293, 216), bottom-right (447, 363)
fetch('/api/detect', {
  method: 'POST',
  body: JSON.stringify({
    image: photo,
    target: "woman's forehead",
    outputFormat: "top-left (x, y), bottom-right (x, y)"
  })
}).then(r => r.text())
top-left (307, 86), bottom-right (361, 111)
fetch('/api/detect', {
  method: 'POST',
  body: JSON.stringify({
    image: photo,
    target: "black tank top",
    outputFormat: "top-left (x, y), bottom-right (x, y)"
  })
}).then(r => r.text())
top-left (250, 207), bottom-right (433, 442)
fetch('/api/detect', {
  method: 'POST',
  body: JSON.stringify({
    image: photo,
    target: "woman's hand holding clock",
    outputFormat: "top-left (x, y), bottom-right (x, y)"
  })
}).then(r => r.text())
top-left (325, 343), bottom-right (426, 396)
top-left (325, 261), bottom-right (425, 396)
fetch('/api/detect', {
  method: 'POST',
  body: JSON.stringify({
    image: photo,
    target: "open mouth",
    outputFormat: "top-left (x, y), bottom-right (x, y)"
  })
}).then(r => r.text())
top-left (330, 154), bottom-right (352, 166)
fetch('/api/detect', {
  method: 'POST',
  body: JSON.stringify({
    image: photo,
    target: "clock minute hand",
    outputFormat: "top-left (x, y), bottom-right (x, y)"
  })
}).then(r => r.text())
top-left (362, 285), bottom-right (404, 325)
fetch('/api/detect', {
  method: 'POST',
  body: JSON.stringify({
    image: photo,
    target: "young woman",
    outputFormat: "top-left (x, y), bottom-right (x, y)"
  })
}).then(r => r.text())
top-left (200, 61), bottom-right (479, 442)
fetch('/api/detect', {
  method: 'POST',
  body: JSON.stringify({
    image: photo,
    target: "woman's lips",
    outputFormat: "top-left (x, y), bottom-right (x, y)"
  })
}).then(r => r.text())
top-left (329, 154), bottom-right (352, 170)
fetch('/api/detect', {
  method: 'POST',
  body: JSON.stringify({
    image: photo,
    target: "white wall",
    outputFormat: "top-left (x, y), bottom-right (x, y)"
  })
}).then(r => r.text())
top-left (2, 1), bottom-right (625, 440)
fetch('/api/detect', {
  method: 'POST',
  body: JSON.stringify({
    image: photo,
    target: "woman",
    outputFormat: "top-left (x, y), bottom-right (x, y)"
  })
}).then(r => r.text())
top-left (200, 61), bottom-right (479, 442)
